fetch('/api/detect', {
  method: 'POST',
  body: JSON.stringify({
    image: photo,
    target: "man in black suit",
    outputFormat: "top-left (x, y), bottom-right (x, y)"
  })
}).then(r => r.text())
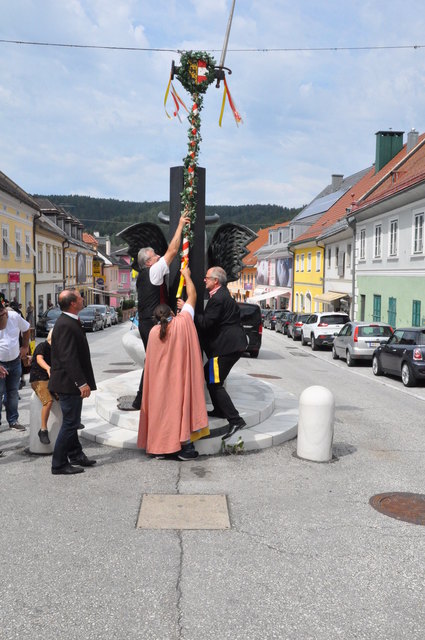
top-left (195, 266), bottom-right (247, 440)
top-left (49, 289), bottom-right (97, 475)
top-left (131, 215), bottom-right (190, 410)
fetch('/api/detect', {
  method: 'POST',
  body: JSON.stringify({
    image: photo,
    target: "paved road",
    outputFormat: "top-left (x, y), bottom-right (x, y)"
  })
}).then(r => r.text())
top-left (1, 322), bottom-right (425, 640)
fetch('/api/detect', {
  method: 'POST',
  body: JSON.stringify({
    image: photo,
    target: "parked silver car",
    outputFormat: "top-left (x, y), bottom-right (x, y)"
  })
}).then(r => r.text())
top-left (332, 321), bottom-right (393, 366)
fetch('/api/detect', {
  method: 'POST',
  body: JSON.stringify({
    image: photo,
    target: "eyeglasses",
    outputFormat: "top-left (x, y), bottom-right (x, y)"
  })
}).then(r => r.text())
top-left (204, 276), bottom-right (216, 280)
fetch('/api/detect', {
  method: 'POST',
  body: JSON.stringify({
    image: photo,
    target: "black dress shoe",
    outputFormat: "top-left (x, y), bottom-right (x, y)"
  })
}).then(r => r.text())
top-left (222, 419), bottom-right (247, 440)
top-left (69, 454), bottom-right (97, 467)
top-left (207, 410), bottom-right (226, 418)
top-left (52, 464), bottom-right (84, 475)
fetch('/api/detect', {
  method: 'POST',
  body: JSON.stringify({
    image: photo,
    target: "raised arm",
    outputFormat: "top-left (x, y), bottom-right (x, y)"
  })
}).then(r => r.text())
top-left (181, 266), bottom-right (196, 309)
top-left (163, 216), bottom-right (191, 266)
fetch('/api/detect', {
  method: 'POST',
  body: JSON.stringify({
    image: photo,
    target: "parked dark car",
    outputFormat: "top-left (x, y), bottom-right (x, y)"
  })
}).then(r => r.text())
top-left (372, 327), bottom-right (425, 386)
top-left (287, 313), bottom-right (311, 340)
top-left (85, 304), bottom-right (111, 328)
top-left (264, 309), bottom-right (285, 330)
top-left (79, 307), bottom-right (104, 332)
top-left (35, 308), bottom-right (61, 337)
top-left (237, 302), bottom-right (262, 358)
top-left (275, 311), bottom-right (294, 334)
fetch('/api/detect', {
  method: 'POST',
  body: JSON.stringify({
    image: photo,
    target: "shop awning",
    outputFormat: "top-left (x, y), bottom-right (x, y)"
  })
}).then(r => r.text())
top-left (314, 291), bottom-right (349, 303)
top-left (249, 287), bottom-right (291, 303)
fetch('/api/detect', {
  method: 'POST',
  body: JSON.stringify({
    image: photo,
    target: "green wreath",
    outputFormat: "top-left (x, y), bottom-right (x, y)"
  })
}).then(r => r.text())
top-left (176, 50), bottom-right (216, 95)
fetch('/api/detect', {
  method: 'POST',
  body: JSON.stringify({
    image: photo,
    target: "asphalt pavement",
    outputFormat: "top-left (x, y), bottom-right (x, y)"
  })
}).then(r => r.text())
top-left (1, 321), bottom-right (425, 640)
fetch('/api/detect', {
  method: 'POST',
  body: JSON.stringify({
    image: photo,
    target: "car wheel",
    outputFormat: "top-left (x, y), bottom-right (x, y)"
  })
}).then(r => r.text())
top-left (401, 362), bottom-right (416, 387)
top-left (301, 332), bottom-right (307, 346)
top-left (332, 345), bottom-right (339, 360)
top-left (372, 355), bottom-right (382, 376)
top-left (311, 335), bottom-right (318, 351)
top-left (346, 350), bottom-right (355, 367)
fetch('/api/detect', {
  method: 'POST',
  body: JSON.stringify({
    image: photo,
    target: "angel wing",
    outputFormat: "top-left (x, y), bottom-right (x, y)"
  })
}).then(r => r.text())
top-left (207, 223), bottom-right (257, 283)
top-left (117, 222), bottom-right (168, 272)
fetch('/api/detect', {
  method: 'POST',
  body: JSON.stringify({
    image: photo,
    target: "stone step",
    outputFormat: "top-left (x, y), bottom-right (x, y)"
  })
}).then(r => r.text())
top-left (80, 371), bottom-right (298, 454)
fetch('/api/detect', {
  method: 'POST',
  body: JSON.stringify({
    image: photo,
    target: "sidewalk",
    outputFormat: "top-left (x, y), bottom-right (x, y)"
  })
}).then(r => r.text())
top-left (1, 323), bottom-right (424, 640)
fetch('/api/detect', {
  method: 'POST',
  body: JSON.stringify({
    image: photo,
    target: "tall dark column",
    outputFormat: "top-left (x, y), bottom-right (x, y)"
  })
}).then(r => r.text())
top-left (168, 166), bottom-right (206, 314)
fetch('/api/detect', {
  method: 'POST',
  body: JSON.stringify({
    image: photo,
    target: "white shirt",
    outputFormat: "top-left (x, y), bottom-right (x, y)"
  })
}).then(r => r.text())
top-left (181, 302), bottom-right (194, 320)
top-left (0, 309), bottom-right (30, 361)
top-left (149, 256), bottom-right (169, 286)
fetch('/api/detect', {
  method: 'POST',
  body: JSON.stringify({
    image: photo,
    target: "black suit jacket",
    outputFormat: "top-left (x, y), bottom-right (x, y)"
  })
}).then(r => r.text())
top-left (195, 286), bottom-right (247, 358)
top-left (49, 313), bottom-right (96, 395)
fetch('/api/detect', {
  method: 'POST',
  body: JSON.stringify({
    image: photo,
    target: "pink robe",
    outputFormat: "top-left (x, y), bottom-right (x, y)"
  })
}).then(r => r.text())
top-left (137, 310), bottom-right (209, 454)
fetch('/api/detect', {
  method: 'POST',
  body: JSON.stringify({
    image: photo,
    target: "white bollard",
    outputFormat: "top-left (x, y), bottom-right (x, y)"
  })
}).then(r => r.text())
top-left (29, 392), bottom-right (63, 455)
top-left (297, 385), bottom-right (334, 462)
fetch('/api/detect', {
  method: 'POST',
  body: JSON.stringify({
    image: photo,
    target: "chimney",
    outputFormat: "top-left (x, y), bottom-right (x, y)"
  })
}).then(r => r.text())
top-left (407, 128), bottom-right (419, 154)
top-left (375, 130), bottom-right (404, 173)
top-left (331, 174), bottom-right (344, 191)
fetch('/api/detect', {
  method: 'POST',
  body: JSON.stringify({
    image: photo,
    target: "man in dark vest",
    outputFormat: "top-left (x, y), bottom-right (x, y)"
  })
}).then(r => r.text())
top-left (195, 266), bottom-right (248, 439)
top-left (131, 215), bottom-right (190, 410)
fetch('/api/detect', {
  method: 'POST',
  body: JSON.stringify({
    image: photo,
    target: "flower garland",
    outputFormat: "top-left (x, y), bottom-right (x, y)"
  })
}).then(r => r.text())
top-left (175, 51), bottom-right (216, 296)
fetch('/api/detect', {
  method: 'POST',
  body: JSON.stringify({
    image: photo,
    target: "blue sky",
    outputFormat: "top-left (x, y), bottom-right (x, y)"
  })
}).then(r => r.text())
top-left (1, 0), bottom-right (425, 208)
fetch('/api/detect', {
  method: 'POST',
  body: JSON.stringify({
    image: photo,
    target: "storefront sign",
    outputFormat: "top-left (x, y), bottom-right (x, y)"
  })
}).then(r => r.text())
top-left (8, 272), bottom-right (20, 283)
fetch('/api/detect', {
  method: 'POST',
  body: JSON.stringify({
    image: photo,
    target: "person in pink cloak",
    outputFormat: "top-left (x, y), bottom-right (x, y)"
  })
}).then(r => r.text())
top-left (137, 266), bottom-right (209, 460)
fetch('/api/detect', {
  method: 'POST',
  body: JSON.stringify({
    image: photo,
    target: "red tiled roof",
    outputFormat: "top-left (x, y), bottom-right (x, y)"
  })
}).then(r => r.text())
top-left (291, 134), bottom-right (425, 245)
top-left (83, 232), bottom-right (98, 246)
top-left (354, 135), bottom-right (425, 208)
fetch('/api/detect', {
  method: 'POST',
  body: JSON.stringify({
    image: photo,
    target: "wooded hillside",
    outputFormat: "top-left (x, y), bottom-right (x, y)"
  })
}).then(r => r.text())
top-left (37, 194), bottom-right (303, 245)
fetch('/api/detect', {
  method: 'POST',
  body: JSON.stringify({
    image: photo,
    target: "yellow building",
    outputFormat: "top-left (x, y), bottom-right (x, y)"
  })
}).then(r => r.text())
top-left (291, 242), bottom-right (324, 313)
top-left (0, 171), bottom-right (37, 308)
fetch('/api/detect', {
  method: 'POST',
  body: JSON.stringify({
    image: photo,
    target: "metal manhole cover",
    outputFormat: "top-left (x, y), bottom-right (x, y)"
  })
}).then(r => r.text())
top-left (248, 373), bottom-right (282, 380)
top-left (369, 492), bottom-right (425, 525)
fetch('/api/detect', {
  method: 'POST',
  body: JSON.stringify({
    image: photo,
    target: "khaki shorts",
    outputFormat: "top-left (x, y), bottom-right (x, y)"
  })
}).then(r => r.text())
top-left (31, 380), bottom-right (53, 406)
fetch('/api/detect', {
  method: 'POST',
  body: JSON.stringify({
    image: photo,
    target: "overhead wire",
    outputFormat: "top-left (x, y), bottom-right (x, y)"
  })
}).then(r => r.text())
top-left (0, 38), bottom-right (424, 54)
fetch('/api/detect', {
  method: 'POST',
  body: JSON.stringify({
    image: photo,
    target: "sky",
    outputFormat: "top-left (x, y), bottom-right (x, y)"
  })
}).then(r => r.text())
top-left (2, 0), bottom-right (425, 209)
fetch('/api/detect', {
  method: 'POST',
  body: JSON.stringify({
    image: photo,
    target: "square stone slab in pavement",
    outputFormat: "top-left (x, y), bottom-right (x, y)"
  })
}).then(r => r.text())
top-left (137, 494), bottom-right (231, 530)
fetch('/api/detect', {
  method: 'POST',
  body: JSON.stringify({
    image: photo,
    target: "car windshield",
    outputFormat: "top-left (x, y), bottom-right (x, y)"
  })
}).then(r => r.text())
top-left (88, 305), bottom-right (106, 312)
top-left (46, 309), bottom-right (61, 319)
top-left (322, 315), bottom-right (350, 325)
top-left (79, 308), bottom-right (95, 317)
top-left (297, 314), bottom-right (311, 322)
top-left (358, 325), bottom-right (393, 337)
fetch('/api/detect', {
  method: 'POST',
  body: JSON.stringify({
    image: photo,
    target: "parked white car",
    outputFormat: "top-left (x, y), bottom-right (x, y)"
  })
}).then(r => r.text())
top-left (301, 312), bottom-right (350, 350)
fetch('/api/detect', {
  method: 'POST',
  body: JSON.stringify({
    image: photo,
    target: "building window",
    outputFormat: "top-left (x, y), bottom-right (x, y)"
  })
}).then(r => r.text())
top-left (15, 229), bottom-right (22, 260)
top-left (413, 212), bottom-right (424, 254)
top-left (307, 253), bottom-right (311, 271)
top-left (389, 220), bottom-right (398, 257)
top-left (38, 244), bottom-right (43, 272)
top-left (359, 229), bottom-right (366, 260)
top-left (327, 248), bottom-right (331, 268)
top-left (300, 254), bottom-right (305, 272)
top-left (335, 247), bottom-right (339, 268)
top-left (53, 248), bottom-right (57, 273)
top-left (25, 232), bottom-right (32, 262)
top-left (316, 251), bottom-right (321, 272)
top-left (374, 224), bottom-right (382, 258)
top-left (295, 293), bottom-right (299, 311)
top-left (2, 225), bottom-right (10, 259)
top-left (388, 297), bottom-right (397, 327)
top-left (46, 245), bottom-right (51, 273)
top-left (346, 244), bottom-right (352, 269)
top-left (373, 295), bottom-right (381, 322)
top-left (412, 300), bottom-right (421, 327)
top-left (295, 255), bottom-right (299, 272)
top-left (300, 293), bottom-right (304, 310)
